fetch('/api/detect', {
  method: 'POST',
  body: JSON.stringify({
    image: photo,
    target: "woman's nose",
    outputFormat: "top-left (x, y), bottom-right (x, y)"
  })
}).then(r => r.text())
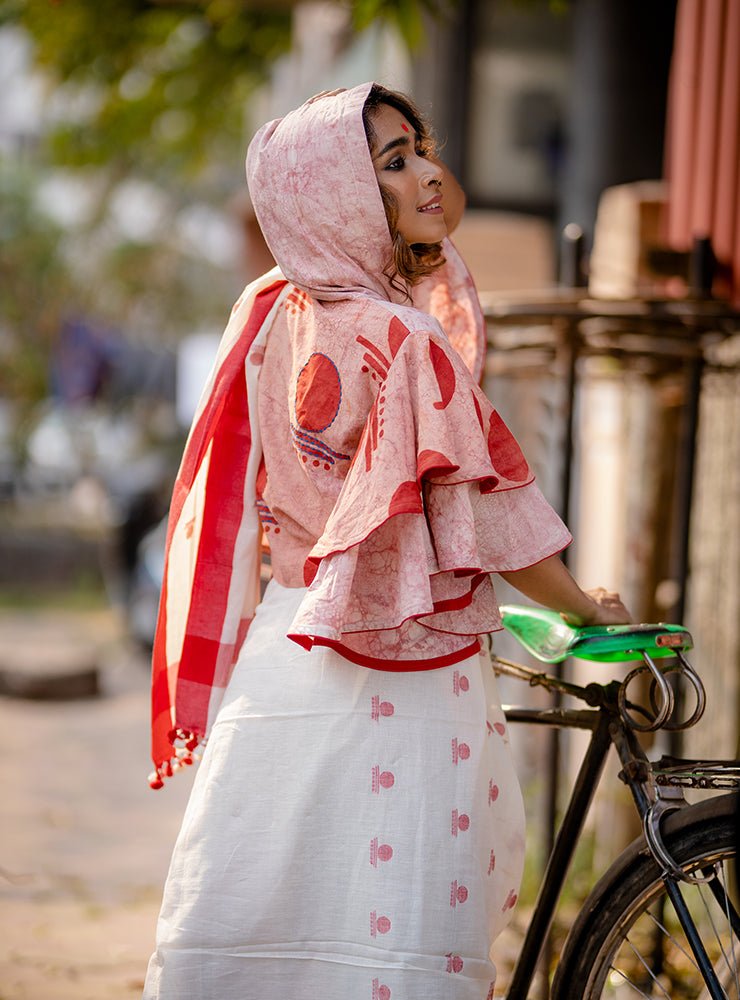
top-left (420, 159), bottom-right (443, 186)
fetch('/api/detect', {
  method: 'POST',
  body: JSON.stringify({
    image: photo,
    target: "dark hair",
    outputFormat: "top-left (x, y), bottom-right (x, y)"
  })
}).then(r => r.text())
top-left (362, 84), bottom-right (445, 296)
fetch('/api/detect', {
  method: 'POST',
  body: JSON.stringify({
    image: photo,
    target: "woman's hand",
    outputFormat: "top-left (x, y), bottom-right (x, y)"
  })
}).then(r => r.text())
top-left (561, 588), bottom-right (633, 627)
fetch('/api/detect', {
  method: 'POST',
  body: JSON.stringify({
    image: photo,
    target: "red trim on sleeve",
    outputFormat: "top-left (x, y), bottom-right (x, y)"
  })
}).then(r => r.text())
top-left (430, 572), bottom-right (487, 613)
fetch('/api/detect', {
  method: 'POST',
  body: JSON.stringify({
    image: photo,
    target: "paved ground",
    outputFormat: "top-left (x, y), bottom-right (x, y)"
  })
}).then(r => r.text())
top-left (0, 608), bottom-right (195, 1000)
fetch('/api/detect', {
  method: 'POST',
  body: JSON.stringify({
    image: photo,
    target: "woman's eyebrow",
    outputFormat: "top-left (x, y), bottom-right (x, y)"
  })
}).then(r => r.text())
top-left (373, 134), bottom-right (412, 160)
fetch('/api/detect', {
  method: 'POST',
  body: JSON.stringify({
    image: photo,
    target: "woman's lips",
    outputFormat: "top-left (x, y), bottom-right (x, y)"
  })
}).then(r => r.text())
top-left (417, 199), bottom-right (443, 214)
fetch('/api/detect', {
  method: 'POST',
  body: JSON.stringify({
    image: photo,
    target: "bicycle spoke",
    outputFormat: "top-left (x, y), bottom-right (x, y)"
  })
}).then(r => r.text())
top-left (642, 904), bottom-right (699, 971)
top-left (722, 895), bottom-right (740, 995)
top-left (706, 865), bottom-right (740, 993)
top-left (705, 863), bottom-right (740, 938)
top-left (618, 937), bottom-right (673, 999)
top-left (637, 877), bottom-right (740, 1000)
top-left (716, 862), bottom-right (740, 987)
top-left (608, 964), bottom-right (667, 999)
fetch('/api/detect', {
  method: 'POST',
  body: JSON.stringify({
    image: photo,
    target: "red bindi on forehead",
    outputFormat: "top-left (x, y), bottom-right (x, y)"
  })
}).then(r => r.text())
top-left (400, 122), bottom-right (410, 132)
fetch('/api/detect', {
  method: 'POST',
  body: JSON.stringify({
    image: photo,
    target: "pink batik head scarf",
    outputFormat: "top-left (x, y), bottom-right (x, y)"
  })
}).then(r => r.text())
top-left (247, 84), bottom-right (404, 304)
top-left (247, 83), bottom-right (487, 377)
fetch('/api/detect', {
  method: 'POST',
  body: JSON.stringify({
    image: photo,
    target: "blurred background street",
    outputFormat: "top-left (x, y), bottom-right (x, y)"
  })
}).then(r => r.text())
top-left (0, 607), bottom-right (194, 999)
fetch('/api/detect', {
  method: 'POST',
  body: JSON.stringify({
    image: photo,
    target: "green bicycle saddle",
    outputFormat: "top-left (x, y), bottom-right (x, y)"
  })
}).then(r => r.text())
top-left (499, 605), bottom-right (693, 664)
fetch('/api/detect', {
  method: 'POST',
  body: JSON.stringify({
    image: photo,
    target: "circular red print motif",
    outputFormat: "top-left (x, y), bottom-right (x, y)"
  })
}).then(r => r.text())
top-left (377, 843), bottom-right (393, 862)
top-left (378, 987), bottom-right (391, 1000)
top-left (380, 701), bottom-right (394, 716)
top-left (458, 813), bottom-right (470, 831)
top-left (295, 353), bottom-right (342, 432)
top-left (376, 915), bottom-right (391, 934)
top-left (379, 770), bottom-right (395, 788)
top-left (458, 742), bottom-right (470, 760)
top-left (459, 675), bottom-right (470, 692)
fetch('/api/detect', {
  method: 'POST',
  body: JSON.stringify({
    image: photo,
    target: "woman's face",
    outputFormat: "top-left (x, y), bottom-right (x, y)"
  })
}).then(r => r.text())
top-left (370, 103), bottom-right (446, 246)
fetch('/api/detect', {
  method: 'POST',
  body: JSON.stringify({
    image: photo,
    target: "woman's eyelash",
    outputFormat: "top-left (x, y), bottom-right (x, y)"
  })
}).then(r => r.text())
top-left (386, 143), bottom-right (433, 170)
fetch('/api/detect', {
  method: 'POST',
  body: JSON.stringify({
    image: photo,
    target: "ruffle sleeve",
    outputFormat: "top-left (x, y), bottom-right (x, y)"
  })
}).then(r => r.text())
top-left (287, 314), bottom-right (571, 669)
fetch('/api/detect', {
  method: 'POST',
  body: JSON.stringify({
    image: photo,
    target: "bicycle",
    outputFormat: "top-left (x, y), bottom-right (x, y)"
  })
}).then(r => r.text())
top-left (492, 604), bottom-right (740, 998)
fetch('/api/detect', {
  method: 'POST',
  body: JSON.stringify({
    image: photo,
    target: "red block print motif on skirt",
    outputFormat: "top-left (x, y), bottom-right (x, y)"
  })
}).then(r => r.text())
top-left (372, 979), bottom-right (392, 1000)
top-left (370, 838), bottom-right (393, 867)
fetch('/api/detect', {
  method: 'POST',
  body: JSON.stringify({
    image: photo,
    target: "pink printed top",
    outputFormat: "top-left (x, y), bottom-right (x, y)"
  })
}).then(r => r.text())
top-left (258, 293), bottom-right (570, 668)
top-left (149, 83), bottom-right (569, 785)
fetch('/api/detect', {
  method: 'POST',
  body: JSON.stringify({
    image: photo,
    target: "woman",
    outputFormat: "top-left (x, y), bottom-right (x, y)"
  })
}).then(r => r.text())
top-left (144, 83), bottom-right (629, 1000)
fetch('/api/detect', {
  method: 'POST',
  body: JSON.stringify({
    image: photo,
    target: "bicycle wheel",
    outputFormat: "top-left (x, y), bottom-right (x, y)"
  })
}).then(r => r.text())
top-left (552, 795), bottom-right (739, 999)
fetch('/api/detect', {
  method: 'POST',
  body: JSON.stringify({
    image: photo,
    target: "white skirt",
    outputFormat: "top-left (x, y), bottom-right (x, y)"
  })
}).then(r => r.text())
top-left (144, 579), bottom-right (525, 1000)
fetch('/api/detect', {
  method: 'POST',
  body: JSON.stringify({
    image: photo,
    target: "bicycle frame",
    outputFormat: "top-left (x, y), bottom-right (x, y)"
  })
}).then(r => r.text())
top-left (503, 693), bottom-right (612, 998)
top-left (497, 663), bottom-right (738, 999)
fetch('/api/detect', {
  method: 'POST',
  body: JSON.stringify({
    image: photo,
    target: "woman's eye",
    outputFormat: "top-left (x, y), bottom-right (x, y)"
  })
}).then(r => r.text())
top-left (386, 156), bottom-right (405, 171)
